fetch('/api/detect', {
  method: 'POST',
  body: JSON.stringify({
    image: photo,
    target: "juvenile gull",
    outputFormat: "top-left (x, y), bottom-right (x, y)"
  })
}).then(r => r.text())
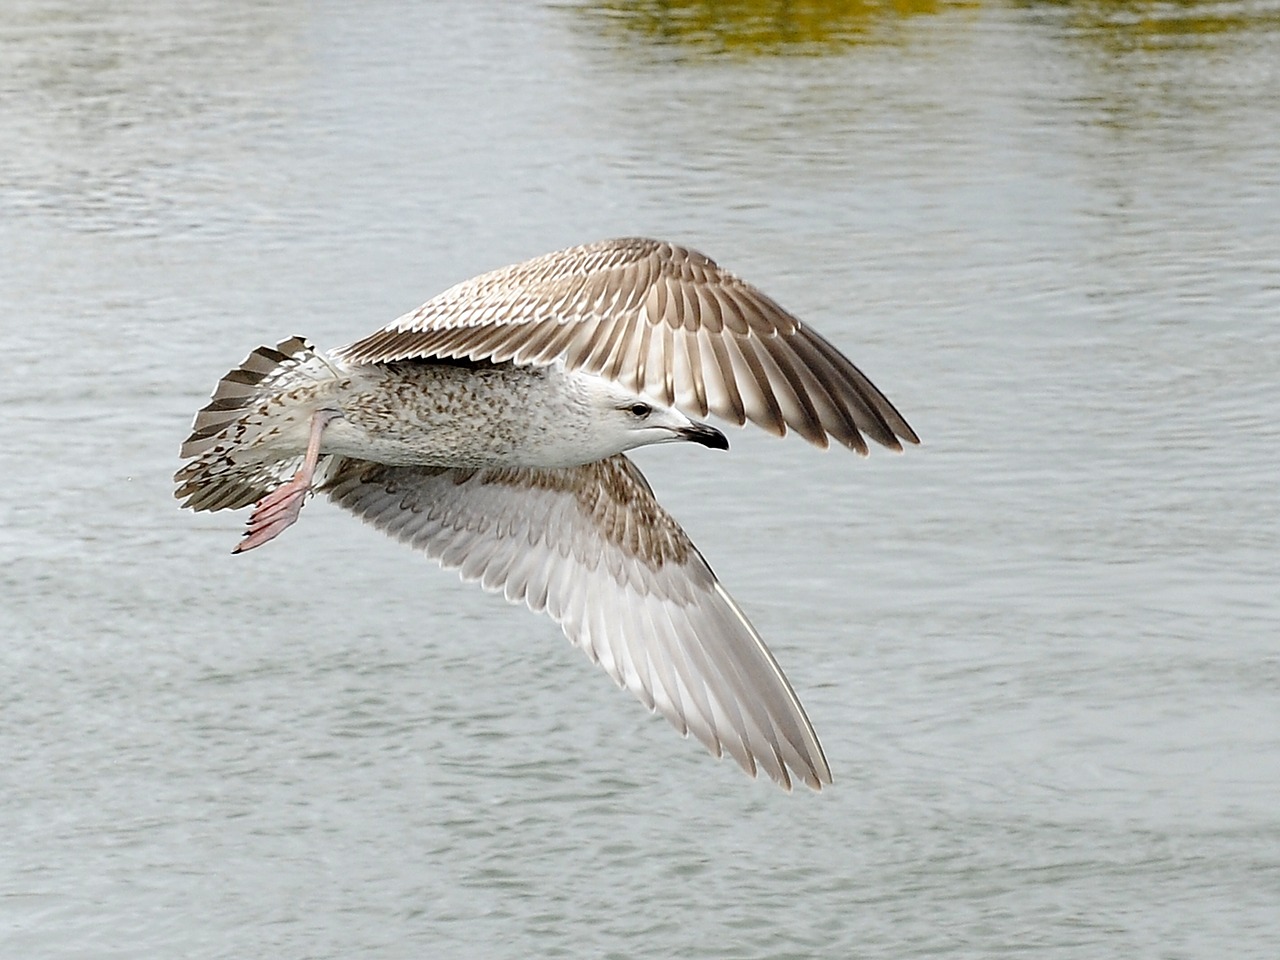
top-left (175, 237), bottom-right (918, 791)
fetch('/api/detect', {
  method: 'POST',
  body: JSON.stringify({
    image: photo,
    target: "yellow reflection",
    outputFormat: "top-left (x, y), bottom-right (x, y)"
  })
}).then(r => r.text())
top-left (581, 0), bottom-right (978, 54)
top-left (1030, 0), bottom-right (1280, 45)
top-left (577, 0), bottom-right (1277, 56)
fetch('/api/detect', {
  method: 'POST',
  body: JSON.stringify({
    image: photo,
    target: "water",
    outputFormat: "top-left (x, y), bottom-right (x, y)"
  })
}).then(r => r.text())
top-left (2, 1), bottom-right (1278, 957)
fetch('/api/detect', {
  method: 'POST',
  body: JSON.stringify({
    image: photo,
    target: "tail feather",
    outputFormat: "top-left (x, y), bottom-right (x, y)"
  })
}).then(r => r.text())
top-left (175, 337), bottom-right (342, 512)
top-left (180, 337), bottom-right (320, 459)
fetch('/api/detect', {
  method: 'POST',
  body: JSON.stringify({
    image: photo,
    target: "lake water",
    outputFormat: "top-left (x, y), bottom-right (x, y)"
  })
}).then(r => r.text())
top-left (2, 1), bottom-right (1278, 957)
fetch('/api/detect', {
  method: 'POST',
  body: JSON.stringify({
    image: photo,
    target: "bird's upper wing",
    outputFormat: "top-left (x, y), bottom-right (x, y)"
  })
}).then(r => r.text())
top-left (320, 453), bottom-right (832, 791)
top-left (336, 238), bottom-right (918, 454)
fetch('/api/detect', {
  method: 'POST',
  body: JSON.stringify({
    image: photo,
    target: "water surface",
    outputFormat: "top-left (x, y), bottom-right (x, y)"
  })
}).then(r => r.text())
top-left (2, 1), bottom-right (1278, 957)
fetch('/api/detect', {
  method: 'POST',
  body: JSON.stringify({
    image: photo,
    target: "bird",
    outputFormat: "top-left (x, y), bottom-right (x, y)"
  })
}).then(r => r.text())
top-left (174, 237), bottom-right (918, 791)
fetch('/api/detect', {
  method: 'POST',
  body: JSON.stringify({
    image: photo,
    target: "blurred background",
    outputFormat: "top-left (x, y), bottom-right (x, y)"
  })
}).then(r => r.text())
top-left (1, 1), bottom-right (1277, 957)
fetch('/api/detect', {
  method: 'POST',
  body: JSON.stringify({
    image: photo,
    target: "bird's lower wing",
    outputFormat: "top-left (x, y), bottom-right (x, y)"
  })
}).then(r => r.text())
top-left (320, 454), bottom-right (831, 791)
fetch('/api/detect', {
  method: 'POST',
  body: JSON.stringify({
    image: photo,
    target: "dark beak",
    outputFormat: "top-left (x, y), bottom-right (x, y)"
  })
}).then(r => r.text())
top-left (677, 422), bottom-right (729, 450)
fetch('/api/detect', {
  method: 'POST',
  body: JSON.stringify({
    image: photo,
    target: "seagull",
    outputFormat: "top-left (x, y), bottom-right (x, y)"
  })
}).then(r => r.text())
top-left (175, 237), bottom-right (918, 791)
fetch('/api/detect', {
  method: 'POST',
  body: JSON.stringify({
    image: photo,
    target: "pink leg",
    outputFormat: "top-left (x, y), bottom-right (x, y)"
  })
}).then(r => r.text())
top-left (234, 410), bottom-right (338, 554)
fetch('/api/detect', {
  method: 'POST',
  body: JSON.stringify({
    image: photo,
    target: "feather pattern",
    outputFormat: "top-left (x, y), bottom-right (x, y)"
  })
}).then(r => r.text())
top-left (321, 454), bottom-right (833, 791)
top-left (175, 338), bottom-right (344, 511)
top-left (176, 237), bottom-right (922, 791)
top-left (337, 238), bottom-right (918, 454)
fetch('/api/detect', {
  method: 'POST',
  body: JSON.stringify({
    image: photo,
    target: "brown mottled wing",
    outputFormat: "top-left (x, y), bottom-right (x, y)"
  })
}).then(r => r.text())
top-left (320, 453), bottom-right (832, 791)
top-left (336, 238), bottom-right (918, 454)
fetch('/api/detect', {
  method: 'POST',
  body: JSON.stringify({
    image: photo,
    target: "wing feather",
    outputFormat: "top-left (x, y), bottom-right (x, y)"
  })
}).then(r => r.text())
top-left (320, 454), bottom-right (831, 790)
top-left (336, 238), bottom-right (917, 452)
top-left (730, 336), bottom-right (787, 436)
top-left (700, 329), bottom-right (746, 426)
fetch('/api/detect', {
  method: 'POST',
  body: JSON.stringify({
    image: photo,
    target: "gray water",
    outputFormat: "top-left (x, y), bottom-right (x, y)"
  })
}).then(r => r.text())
top-left (2, 1), bottom-right (1278, 957)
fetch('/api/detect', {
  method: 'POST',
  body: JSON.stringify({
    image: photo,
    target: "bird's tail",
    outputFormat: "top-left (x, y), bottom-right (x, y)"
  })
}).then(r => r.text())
top-left (174, 337), bottom-right (342, 512)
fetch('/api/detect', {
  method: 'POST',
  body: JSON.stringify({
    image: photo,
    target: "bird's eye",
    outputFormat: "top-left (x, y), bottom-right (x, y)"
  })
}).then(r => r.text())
top-left (628, 402), bottom-right (652, 419)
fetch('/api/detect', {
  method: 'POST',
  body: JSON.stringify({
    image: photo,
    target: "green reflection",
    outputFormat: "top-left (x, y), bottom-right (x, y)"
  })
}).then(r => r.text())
top-left (575, 0), bottom-right (1278, 56)
top-left (577, 0), bottom-right (978, 55)
top-left (1023, 0), bottom-right (1280, 46)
